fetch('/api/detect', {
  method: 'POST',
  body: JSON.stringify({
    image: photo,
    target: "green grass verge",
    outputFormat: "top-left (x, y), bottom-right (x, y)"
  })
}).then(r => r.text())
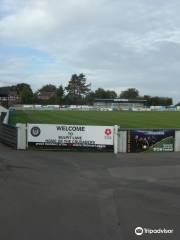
top-left (9, 110), bottom-right (180, 128)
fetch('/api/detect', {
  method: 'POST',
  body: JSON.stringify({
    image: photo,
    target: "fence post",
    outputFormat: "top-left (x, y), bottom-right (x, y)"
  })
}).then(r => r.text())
top-left (114, 125), bottom-right (119, 154)
top-left (118, 130), bottom-right (127, 153)
top-left (16, 123), bottom-right (27, 150)
top-left (175, 131), bottom-right (180, 152)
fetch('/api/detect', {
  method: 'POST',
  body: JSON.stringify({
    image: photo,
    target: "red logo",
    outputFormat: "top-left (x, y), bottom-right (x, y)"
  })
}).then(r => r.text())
top-left (105, 128), bottom-right (112, 136)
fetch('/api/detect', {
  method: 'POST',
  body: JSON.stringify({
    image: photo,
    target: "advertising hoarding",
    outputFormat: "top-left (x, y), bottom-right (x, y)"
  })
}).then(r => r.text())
top-left (127, 129), bottom-right (175, 153)
top-left (28, 124), bottom-right (114, 150)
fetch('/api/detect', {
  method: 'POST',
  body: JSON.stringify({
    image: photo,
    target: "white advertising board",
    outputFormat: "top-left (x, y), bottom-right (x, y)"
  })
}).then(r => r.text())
top-left (28, 124), bottom-right (114, 148)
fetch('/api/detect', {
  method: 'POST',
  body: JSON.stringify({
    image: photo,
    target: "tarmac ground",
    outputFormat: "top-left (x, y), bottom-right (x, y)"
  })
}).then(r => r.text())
top-left (0, 143), bottom-right (180, 240)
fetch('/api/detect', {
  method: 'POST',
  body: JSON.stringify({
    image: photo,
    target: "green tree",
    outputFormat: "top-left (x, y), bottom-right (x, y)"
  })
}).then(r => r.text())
top-left (85, 91), bottom-right (96, 105)
top-left (39, 84), bottom-right (57, 92)
top-left (78, 73), bottom-right (91, 97)
top-left (143, 95), bottom-right (173, 106)
top-left (94, 88), bottom-right (117, 99)
top-left (56, 85), bottom-right (64, 104)
top-left (32, 91), bottom-right (39, 104)
top-left (20, 86), bottom-right (33, 104)
top-left (65, 74), bottom-right (91, 104)
top-left (11, 83), bottom-right (33, 95)
top-left (94, 88), bottom-right (107, 99)
top-left (151, 97), bottom-right (172, 106)
top-left (11, 83), bottom-right (33, 103)
top-left (120, 88), bottom-right (139, 99)
top-left (105, 90), bottom-right (117, 99)
top-left (143, 95), bottom-right (151, 106)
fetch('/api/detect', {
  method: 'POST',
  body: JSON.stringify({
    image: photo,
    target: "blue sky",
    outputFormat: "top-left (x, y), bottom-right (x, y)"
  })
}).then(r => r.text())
top-left (0, 0), bottom-right (180, 103)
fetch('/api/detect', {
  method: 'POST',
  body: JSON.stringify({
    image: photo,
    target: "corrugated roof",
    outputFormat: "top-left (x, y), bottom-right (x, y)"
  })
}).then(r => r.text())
top-left (95, 98), bottom-right (147, 103)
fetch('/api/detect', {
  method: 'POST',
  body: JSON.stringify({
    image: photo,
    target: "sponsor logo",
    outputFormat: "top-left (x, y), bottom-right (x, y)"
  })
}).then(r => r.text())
top-left (105, 128), bottom-right (112, 136)
top-left (31, 127), bottom-right (41, 137)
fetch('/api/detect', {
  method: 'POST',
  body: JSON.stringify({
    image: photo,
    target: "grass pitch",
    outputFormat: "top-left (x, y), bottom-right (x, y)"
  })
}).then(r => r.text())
top-left (9, 110), bottom-right (180, 128)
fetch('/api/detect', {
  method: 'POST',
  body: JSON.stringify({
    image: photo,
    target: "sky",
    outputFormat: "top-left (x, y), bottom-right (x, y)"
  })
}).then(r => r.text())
top-left (0, 0), bottom-right (180, 103)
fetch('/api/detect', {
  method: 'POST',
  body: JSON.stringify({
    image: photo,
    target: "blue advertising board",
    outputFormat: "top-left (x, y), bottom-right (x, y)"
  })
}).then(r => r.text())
top-left (127, 129), bottom-right (175, 153)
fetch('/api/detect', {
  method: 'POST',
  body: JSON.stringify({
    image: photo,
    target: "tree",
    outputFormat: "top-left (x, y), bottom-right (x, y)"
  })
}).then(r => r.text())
top-left (11, 83), bottom-right (33, 95)
top-left (39, 84), bottom-right (57, 92)
top-left (65, 74), bottom-right (91, 104)
top-left (143, 95), bottom-right (173, 106)
top-left (151, 97), bottom-right (172, 106)
top-left (56, 85), bottom-right (64, 104)
top-left (85, 91), bottom-right (96, 105)
top-left (11, 83), bottom-right (33, 104)
top-left (105, 90), bottom-right (117, 99)
top-left (32, 91), bottom-right (39, 104)
top-left (94, 88), bottom-right (107, 99)
top-left (78, 73), bottom-right (91, 97)
top-left (94, 88), bottom-right (117, 99)
top-left (20, 87), bottom-right (33, 104)
top-left (120, 88), bottom-right (139, 99)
